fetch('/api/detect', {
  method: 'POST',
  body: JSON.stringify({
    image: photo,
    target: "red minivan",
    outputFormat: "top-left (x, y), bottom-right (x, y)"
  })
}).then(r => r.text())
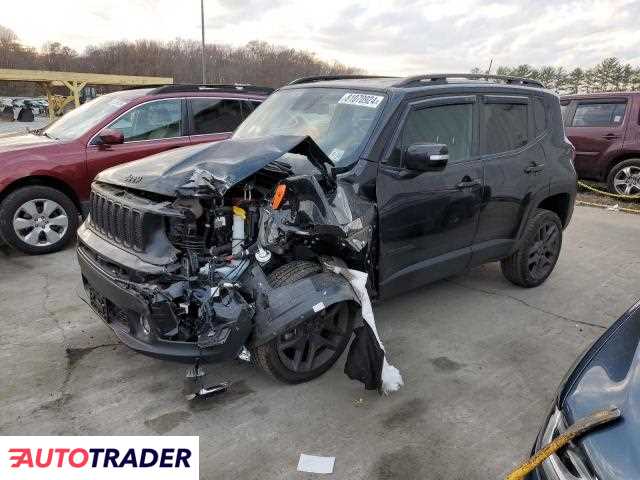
top-left (0, 84), bottom-right (272, 254)
top-left (561, 92), bottom-right (640, 196)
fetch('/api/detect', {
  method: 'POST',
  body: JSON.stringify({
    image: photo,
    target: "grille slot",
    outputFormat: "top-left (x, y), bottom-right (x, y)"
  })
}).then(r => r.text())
top-left (89, 191), bottom-right (149, 251)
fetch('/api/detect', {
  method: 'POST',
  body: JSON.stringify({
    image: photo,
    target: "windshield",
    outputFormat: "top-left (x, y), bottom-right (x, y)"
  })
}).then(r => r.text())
top-left (43, 93), bottom-right (131, 141)
top-left (233, 87), bottom-right (386, 167)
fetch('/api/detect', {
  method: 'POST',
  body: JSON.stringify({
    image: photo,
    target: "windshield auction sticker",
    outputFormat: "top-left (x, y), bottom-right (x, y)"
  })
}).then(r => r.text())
top-left (338, 93), bottom-right (384, 108)
top-left (1, 436), bottom-right (198, 480)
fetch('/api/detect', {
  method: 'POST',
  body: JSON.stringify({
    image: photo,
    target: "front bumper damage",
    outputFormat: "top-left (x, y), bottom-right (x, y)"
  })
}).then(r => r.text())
top-left (77, 223), bottom-right (360, 364)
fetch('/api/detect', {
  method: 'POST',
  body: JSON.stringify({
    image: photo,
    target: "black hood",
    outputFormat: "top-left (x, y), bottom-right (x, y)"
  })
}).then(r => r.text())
top-left (95, 135), bottom-right (335, 197)
top-left (561, 300), bottom-right (640, 479)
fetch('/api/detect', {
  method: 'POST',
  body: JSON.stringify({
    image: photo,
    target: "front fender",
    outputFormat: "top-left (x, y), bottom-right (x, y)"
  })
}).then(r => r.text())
top-left (246, 265), bottom-right (360, 348)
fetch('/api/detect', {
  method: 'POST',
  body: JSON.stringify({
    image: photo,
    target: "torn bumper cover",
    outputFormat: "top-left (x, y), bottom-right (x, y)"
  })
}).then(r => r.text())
top-left (78, 243), bottom-right (252, 362)
top-left (78, 234), bottom-right (361, 363)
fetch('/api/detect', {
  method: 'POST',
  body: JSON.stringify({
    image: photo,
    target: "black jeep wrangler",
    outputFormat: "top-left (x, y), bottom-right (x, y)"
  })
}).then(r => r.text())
top-left (77, 74), bottom-right (576, 384)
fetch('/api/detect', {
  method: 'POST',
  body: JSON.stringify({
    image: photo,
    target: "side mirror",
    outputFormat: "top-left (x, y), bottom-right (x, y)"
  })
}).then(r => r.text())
top-left (404, 143), bottom-right (449, 171)
top-left (96, 128), bottom-right (124, 146)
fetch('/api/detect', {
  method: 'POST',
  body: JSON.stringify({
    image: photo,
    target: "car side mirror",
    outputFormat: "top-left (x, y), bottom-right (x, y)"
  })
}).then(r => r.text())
top-left (97, 128), bottom-right (124, 146)
top-left (404, 143), bottom-right (449, 171)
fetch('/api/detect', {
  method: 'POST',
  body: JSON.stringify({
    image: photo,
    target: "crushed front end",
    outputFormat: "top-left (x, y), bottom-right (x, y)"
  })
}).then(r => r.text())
top-left (77, 136), bottom-right (376, 367)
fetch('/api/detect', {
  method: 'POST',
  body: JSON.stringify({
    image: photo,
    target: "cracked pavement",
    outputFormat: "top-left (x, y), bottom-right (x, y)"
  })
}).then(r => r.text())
top-left (0, 205), bottom-right (638, 479)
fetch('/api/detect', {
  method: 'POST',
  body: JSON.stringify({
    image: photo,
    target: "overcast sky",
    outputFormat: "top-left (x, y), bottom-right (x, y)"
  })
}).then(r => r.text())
top-left (3, 0), bottom-right (639, 75)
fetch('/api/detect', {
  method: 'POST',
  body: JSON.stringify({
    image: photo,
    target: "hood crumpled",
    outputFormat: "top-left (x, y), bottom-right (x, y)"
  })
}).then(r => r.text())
top-left (95, 135), bottom-right (334, 197)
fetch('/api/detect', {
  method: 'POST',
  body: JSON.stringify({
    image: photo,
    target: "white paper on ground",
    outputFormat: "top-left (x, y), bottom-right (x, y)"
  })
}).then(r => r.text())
top-left (297, 454), bottom-right (335, 474)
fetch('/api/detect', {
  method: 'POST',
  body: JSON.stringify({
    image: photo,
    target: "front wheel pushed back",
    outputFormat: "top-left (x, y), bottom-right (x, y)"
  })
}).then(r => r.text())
top-left (251, 261), bottom-right (356, 383)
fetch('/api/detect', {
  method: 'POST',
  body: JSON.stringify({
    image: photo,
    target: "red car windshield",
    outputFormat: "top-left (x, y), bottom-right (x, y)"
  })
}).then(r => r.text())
top-left (43, 92), bottom-right (135, 141)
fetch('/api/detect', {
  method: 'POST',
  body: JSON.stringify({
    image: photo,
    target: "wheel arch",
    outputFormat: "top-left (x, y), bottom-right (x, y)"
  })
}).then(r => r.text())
top-left (537, 193), bottom-right (572, 227)
top-left (0, 176), bottom-right (82, 213)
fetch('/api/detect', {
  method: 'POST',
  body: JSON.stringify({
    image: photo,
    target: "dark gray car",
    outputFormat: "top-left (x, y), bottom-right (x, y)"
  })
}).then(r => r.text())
top-left (527, 299), bottom-right (640, 479)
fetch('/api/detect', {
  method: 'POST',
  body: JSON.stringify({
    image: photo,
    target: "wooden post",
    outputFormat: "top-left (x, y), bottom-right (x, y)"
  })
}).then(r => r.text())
top-left (40, 82), bottom-right (55, 121)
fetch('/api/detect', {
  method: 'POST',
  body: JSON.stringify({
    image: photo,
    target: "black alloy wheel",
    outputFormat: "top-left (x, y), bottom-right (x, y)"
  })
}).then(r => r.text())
top-left (501, 209), bottom-right (563, 288)
top-left (276, 303), bottom-right (351, 374)
top-left (526, 220), bottom-right (561, 281)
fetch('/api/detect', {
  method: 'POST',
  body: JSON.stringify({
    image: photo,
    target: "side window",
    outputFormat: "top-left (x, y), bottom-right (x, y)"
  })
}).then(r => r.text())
top-left (533, 97), bottom-right (547, 136)
top-left (108, 99), bottom-right (182, 142)
top-left (401, 103), bottom-right (473, 164)
top-left (483, 103), bottom-right (528, 154)
top-left (241, 100), bottom-right (261, 119)
top-left (572, 102), bottom-right (626, 127)
top-left (191, 99), bottom-right (243, 135)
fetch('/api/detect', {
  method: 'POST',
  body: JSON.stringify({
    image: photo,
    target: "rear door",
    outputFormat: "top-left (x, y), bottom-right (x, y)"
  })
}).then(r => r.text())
top-left (85, 98), bottom-right (190, 186)
top-left (187, 98), bottom-right (247, 145)
top-left (377, 95), bottom-right (483, 296)
top-left (564, 98), bottom-right (628, 180)
top-left (472, 94), bottom-right (549, 264)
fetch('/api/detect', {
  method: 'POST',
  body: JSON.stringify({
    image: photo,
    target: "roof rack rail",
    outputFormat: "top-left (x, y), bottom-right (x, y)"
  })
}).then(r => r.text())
top-left (393, 73), bottom-right (544, 89)
top-left (150, 84), bottom-right (275, 95)
top-left (287, 75), bottom-right (396, 86)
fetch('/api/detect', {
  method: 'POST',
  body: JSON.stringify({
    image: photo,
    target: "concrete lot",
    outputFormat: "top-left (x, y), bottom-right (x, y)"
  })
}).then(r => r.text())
top-left (0, 117), bottom-right (48, 136)
top-left (1, 205), bottom-right (638, 479)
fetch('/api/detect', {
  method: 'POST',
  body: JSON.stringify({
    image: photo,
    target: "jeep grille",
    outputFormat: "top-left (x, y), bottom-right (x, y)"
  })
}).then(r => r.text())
top-left (89, 191), bottom-right (148, 251)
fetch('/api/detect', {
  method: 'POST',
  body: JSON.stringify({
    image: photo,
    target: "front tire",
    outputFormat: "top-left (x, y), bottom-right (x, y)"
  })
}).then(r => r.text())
top-left (251, 261), bottom-right (355, 384)
top-left (607, 159), bottom-right (640, 197)
top-left (0, 186), bottom-right (78, 255)
top-left (501, 209), bottom-right (562, 288)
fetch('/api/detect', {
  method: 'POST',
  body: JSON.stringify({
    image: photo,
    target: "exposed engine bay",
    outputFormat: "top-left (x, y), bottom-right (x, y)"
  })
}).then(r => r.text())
top-left (76, 135), bottom-right (390, 390)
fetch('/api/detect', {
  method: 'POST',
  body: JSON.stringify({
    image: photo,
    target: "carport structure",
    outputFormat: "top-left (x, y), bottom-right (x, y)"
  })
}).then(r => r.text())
top-left (0, 68), bottom-right (173, 119)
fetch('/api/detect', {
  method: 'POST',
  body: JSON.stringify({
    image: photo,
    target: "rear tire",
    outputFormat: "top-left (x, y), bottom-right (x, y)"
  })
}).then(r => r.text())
top-left (251, 261), bottom-right (355, 384)
top-left (0, 186), bottom-right (78, 255)
top-left (501, 209), bottom-right (562, 288)
top-left (606, 159), bottom-right (640, 197)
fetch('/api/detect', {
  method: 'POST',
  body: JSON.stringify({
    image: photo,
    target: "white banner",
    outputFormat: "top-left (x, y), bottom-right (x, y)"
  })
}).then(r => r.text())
top-left (1, 436), bottom-right (199, 480)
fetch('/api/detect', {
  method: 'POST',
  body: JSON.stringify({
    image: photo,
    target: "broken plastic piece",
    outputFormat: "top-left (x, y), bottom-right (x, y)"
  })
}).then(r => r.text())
top-left (297, 454), bottom-right (335, 474)
top-left (183, 361), bottom-right (229, 399)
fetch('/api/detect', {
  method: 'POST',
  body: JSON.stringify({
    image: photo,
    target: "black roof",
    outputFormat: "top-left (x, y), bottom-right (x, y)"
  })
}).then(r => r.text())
top-left (285, 73), bottom-right (545, 91)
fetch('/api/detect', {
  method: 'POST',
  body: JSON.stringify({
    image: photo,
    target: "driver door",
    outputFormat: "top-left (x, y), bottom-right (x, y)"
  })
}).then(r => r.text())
top-left (85, 98), bottom-right (190, 192)
top-left (377, 95), bottom-right (483, 297)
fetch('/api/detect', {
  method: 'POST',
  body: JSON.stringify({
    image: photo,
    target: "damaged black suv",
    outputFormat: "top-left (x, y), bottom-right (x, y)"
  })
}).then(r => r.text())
top-left (77, 74), bottom-right (576, 384)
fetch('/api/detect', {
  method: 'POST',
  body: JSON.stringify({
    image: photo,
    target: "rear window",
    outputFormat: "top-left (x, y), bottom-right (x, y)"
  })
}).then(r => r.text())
top-left (191, 99), bottom-right (243, 134)
top-left (483, 103), bottom-right (528, 154)
top-left (572, 102), bottom-right (626, 127)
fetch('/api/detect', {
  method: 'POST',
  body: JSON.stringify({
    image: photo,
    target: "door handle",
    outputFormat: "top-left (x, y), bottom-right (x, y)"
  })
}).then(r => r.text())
top-left (524, 162), bottom-right (545, 174)
top-left (456, 179), bottom-right (481, 189)
top-left (602, 133), bottom-right (620, 140)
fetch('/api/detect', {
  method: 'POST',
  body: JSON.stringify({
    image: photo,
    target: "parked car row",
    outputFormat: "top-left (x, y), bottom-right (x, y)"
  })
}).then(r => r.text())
top-left (0, 96), bottom-right (49, 122)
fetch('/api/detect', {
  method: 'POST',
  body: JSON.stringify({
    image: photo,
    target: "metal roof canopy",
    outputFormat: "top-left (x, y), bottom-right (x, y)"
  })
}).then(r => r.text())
top-left (0, 68), bottom-right (173, 119)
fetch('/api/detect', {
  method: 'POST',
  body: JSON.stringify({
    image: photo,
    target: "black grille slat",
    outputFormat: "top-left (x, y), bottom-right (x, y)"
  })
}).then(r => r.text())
top-left (113, 203), bottom-right (121, 239)
top-left (88, 192), bottom-right (148, 251)
top-left (121, 206), bottom-right (131, 246)
top-left (132, 211), bottom-right (144, 250)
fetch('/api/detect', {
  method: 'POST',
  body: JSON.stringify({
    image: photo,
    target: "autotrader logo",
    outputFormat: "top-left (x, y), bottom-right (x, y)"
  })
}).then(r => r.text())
top-left (1, 436), bottom-right (199, 480)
